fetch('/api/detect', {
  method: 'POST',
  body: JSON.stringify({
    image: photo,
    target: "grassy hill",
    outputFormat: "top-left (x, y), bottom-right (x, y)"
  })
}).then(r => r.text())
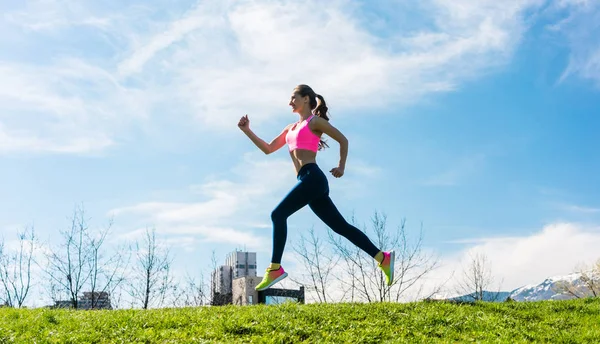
top-left (1, 298), bottom-right (599, 343)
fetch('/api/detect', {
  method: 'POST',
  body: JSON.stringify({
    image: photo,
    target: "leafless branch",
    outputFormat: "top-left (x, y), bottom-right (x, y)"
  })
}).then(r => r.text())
top-left (455, 252), bottom-right (502, 302)
top-left (43, 206), bottom-right (96, 309)
top-left (291, 226), bottom-right (340, 303)
top-left (553, 258), bottom-right (600, 299)
top-left (127, 227), bottom-right (173, 309)
top-left (0, 226), bottom-right (37, 308)
top-left (328, 211), bottom-right (439, 303)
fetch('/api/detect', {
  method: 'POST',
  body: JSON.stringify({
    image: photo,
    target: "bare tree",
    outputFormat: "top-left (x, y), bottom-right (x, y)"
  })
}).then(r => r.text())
top-left (86, 218), bottom-right (130, 309)
top-left (167, 270), bottom-right (208, 308)
top-left (553, 258), bottom-right (600, 299)
top-left (329, 211), bottom-right (439, 303)
top-left (109, 283), bottom-right (128, 310)
top-left (209, 250), bottom-right (218, 305)
top-left (328, 212), bottom-right (378, 303)
top-left (181, 272), bottom-right (207, 307)
top-left (44, 207), bottom-right (95, 309)
top-left (455, 251), bottom-right (502, 302)
top-left (389, 220), bottom-right (443, 302)
top-left (128, 227), bottom-right (173, 309)
top-left (43, 206), bottom-right (126, 309)
top-left (0, 226), bottom-right (37, 308)
top-left (0, 241), bottom-right (4, 305)
top-left (581, 259), bottom-right (600, 297)
top-left (291, 226), bottom-right (340, 303)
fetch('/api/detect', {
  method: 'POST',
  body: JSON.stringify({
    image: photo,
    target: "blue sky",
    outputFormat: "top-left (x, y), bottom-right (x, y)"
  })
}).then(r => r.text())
top-left (1, 0), bottom-right (599, 306)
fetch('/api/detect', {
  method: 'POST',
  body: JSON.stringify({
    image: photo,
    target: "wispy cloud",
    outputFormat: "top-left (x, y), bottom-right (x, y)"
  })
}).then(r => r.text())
top-left (1, 0), bottom-right (561, 154)
top-left (109, 152), bottom-right (292, 249)
top-left (548, 0), bottom-right (600, 86)
top-left (0, 58), bottom-right (152, 154)
top-left (559, 203), bottom-right (600, 213)
top-left (117, 1), bottom-right (227, 78)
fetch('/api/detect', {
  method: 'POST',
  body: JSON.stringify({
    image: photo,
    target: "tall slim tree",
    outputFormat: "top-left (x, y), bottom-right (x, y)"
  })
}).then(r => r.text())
top-left (180, 272), bottom-right (207, 307)
top-left (455, 251), bottom-right (502, 302)
top-left (0, 226), bottom-right (36, 308)
top-left (127, 227), bottom-right (173, 309)
top-left (328, 211), bottom-right (439, 303)
top-left (86, 218), bottom-right (130, 309)
top-left (44, 207), bottom-right (94, 309)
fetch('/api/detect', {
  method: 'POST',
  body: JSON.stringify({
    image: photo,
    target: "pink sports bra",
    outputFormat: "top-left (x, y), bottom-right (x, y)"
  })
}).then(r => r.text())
top-left (285, 114), bottom-right (320, 152)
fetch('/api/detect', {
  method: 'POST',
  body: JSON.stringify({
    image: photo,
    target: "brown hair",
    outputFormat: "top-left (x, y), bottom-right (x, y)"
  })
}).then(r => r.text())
top-left (294, 84), bottom-right (329, 150)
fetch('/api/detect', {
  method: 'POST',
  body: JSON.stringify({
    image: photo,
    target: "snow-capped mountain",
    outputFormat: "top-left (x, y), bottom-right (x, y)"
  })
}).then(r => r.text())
top-left (438, 271), bottom-right (598, 303)
top-left (509, 272), bottom-right (595, 301)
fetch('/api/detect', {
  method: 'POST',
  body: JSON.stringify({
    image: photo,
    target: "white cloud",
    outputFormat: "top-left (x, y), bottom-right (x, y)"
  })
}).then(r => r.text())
top-left (2, 0), bottom-right (558, 154)
top-left (0, 59), bottom-right (151, 154)
top-left (427, 222), bottom-right (600, 298)
top-left (2, 0), bottom-right (595, 156)
top-left (161, 0), bottom-right (549, 128)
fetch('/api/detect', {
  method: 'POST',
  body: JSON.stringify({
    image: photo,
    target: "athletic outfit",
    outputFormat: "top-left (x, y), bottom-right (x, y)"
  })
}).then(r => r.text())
top-left (255, 114), bottom-right (395, 291)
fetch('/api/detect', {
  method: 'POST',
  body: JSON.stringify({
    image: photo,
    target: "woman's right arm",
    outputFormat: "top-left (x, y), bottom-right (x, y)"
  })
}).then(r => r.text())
top-left (238, 115), bottom-right (290, 155)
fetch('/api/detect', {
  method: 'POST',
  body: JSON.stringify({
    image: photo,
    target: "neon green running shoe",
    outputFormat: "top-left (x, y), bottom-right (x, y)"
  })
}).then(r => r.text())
top-left (378, 251), bottom-right (395, 286)
top-left (255, 266), bottom-right (288, 291)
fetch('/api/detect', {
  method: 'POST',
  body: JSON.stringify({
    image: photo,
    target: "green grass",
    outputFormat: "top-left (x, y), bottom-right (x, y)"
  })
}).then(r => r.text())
top-left (1, 299), bottom-right (599, 343)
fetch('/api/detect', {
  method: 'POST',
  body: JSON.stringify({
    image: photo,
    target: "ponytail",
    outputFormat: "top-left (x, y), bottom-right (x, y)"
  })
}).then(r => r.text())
top-left (314, 94), bottom-right (329, 121)
top-left (314, 94), bottom-right (329, 150)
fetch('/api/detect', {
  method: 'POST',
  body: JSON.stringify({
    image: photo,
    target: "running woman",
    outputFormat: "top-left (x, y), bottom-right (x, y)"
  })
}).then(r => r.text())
top-left (237, 84), bottom-right (394, 291)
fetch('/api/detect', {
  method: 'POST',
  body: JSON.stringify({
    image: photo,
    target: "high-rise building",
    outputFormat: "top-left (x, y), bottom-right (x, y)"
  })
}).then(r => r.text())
top-left (225, 250), bottom-right (257, 279)
top-left (211, 265), bottom-right (233, 295)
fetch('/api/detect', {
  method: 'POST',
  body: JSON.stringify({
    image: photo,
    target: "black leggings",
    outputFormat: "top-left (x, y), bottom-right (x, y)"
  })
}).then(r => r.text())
top-left (270, 163), bottom-right (381, 264)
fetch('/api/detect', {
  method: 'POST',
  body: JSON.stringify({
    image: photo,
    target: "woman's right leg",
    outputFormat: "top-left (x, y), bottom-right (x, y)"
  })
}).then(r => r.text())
top-left (255, 170), bottom-right (322, 291)
top-left (269, 179), bottom-right (315, 265)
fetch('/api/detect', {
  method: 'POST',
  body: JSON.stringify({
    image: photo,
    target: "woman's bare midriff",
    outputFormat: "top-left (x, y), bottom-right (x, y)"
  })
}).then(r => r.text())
top-left (289, 149), bottom-right (317, 174)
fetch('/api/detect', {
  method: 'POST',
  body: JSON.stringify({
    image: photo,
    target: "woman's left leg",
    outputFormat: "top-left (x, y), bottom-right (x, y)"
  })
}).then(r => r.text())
top-left (307, 174), bottom-right (395, 286)
top-left (308, 193), bottom-right (381, 258)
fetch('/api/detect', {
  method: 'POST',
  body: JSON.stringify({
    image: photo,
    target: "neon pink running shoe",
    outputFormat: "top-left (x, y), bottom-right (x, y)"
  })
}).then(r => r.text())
top-left (378, 251), bottom-right (395, 286)
top-left (255, 266), bottom-right (288, 291)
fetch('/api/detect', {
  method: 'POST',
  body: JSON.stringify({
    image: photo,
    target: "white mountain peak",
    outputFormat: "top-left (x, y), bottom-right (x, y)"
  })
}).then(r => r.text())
top-left (509, 271), bottom-right (598, 301)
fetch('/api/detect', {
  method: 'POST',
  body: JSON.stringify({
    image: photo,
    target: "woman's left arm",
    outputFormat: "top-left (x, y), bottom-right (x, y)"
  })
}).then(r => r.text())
top-left (311, 117), bottom-right (348, 178)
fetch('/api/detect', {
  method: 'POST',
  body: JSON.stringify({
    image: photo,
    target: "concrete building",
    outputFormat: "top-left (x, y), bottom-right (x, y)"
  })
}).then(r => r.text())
top-left (52, 291), bottom-right (112, 309)
top-left (232, 276), bottom-right (262, 305)
top-left (225, 250), bottom-right (257, 279)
